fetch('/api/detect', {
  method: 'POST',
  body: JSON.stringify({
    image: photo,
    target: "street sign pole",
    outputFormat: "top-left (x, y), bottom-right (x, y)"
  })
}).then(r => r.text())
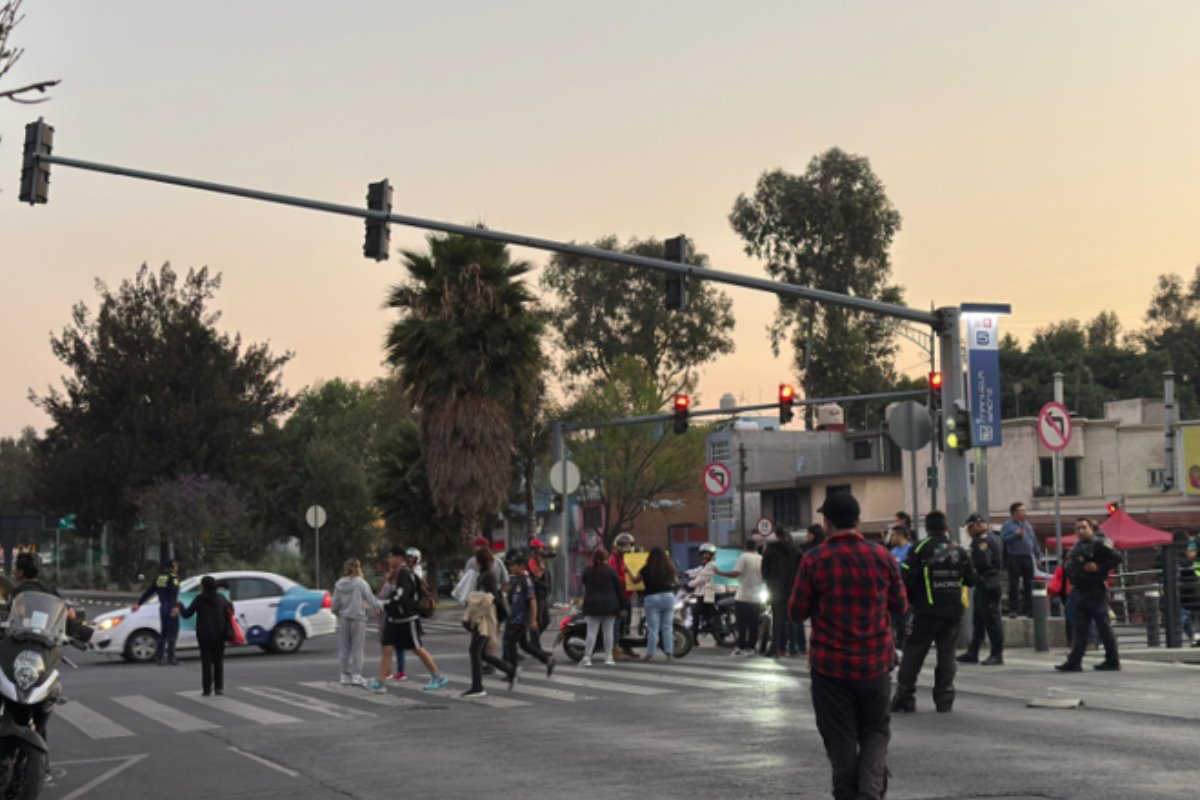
top-left (910, 447), bottom-right (920, 527)
top-left (938, 307), bottom-right (971, 535)
top-left (1053, 372), bottom-right (1064, 568)
top-left (551, 422), bottom-right (568, 605)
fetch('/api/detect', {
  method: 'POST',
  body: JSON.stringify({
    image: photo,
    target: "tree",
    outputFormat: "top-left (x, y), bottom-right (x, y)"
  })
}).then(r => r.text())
top-left (32, 264), bottom-right (293, 584)
top-left (0, 427), bottom-right (35, 511)
top-left (566, 358), bottom-right (706, 543)
top-left (384, 233), bottom-right (545, 536)
top-left (0, 1), bottom-right (58, 104)
top-left (730, 150), bottom-right (904, 425)
top-left (540, 236), bottom-right (735, 400)
top-left (1137, 266), bottom-right (1200, 417)
top-left (134, 475), bottom-right (248, 571)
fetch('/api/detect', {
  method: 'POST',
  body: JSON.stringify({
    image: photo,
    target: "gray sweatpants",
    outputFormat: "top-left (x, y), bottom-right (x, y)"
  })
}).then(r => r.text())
top-left (338, 617), bottom-right (367, 678)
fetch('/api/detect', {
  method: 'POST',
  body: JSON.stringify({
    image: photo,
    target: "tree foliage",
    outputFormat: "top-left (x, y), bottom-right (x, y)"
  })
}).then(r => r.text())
top-left (0, 427), bottom-right (35, 512)
top-left (0, 1), bottom-right (59, 104)
top-left (730, 150), bottom-right (904, 423)
top-left (384, 233), bottom-right (545, 533)
top-left (134, 474), bottom-right (249, 571)
top-left (540, 236), bottom-right (735, 399)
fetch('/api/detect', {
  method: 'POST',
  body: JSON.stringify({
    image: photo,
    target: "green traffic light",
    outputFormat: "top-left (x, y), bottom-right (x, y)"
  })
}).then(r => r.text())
top-left (947, 432), bottom-right (961, 449)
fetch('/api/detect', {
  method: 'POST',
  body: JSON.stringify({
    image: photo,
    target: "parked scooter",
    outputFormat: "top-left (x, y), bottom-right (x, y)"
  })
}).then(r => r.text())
top-left (0, 590), bottom-right (93, 799)
top-left (679, 586), bottom-right (737, 648)
top-left (554, 605), bottom-right (694, 663)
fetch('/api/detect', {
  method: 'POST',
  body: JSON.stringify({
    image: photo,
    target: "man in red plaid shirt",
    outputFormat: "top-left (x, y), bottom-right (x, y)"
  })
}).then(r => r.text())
top-left (790, 492), bottom-right (908, 800)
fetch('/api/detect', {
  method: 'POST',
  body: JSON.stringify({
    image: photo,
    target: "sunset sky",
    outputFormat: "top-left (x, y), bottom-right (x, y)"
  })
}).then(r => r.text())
top-left (3, 1), bottom-right (1198, 438)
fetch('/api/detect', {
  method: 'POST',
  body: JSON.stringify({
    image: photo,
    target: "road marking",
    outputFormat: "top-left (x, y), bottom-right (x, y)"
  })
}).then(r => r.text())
top-left (112, 695), bottom-right (220, 732)
top-left (534, 671), bottom-right (672, 695)
top-left (571, 665), bottom-right (746, 691)
top-left (228, 747), bottom-right (299, 778)
top-left (56, 701), bottom-right (135, 739)
top-left (57, 754), bottom-right (148, 800)
top-left (177, 691), bottom-right (301, 724)
top-left (618, 662), bottom-right (803, 687)
top-left (240, 685), bottom-right (377, 719)
top-left (300, 681), bottom-right (424, 707)
top-left (459, 673), bottom-right (588, 703)
top-left (387, 676), bottom-right (529, 708)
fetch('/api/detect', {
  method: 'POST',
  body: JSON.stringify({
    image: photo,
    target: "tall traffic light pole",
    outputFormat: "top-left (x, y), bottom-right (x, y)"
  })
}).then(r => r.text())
top-left (938, 307), bottom-right (971, 533)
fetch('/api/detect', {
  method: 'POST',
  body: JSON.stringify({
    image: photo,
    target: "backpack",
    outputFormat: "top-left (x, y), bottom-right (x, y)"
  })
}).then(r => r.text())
top-left (384, 570), bottom-right (422, 620)
top-left (415, 573), bottom-right (436, 619)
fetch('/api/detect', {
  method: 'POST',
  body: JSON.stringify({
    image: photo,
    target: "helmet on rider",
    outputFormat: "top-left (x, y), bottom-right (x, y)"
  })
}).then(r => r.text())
top-left (528, 538), bottom-right (545, 551)
top-left (405, 547), bottom-right (421, 563)
top-left (698, 543), bottom-right (717, 562)
top-left (613, 532), bottom-right (635, 552)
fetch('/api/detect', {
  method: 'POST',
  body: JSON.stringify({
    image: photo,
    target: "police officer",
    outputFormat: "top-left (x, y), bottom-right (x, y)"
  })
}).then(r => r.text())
top-left (133, 560), bottom-right (182, 665)
top-left (892, 511), bottom-right (977, 713)
top-left (957, 513), bottom-right (1006, 665)
top-left (1055, 517), bottom-right (1122, 672)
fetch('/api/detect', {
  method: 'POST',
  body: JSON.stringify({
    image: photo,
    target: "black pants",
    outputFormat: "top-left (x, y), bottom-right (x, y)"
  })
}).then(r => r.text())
top-left (891, 610), bottom-right (911, 652)
top-left (770, 598), bottom-right (794, 655)
top-left (503, 623), bottom-right (551, 667)
top-left (966, 584), bottom-right (1005, 658)
top-left (1007, 555), bottom-right (1034, 616)
top-left (469, 630), bottom-right (513, 692)
top-left (198, 638), bottom-right (225, 694)
top-left (1065, 592), bottom-right (1119, 667)
top-left (894, 615), bottom-right (959, 710)
top-left (735, 601), bottom-right (761, 651)
top-left (810, 670), bottom-right (891, 800)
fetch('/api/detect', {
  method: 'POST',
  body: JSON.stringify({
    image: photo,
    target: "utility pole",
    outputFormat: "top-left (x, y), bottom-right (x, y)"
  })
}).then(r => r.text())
top-left (1053, 372), bottom-right (1065, 567)
top-left (938, 308), bottom-right (970, 533)
top-left (738, 443), bottom-right (747, 544)
top-left (551, 422), bottom-right (568, 605)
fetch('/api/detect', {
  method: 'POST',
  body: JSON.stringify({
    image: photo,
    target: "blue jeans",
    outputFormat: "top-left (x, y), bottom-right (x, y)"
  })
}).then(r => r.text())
top-left (643, 592), bottom-right (674, 658)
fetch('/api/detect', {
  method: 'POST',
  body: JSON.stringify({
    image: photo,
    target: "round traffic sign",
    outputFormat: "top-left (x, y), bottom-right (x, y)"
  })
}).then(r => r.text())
top-left (703, 462), bottom-right (733, 497)
top-left (549, 459), bottom-right (581, 495)
top-left (887, 401), bottom-right (934, 451)
top-left (305, 504), bottom-right (327, 529)
top-left (1037, 402), bottom-right (1072, 452)
top-left (756, 517), bottom-right (775, 537)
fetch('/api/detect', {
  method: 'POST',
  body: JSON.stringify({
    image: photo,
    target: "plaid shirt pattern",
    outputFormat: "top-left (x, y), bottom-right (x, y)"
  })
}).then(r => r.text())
top-left (789, 530), bottom-right (908, 680)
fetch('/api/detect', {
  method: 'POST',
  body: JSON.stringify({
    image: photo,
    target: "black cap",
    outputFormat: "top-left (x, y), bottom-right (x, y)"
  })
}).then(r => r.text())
top-left (965, 513), bottom-right (987, 525)
top-left (817, 492), bottom-right (860, 525)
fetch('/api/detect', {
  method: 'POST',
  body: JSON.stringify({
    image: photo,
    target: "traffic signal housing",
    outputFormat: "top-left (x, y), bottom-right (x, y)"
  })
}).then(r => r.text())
top-left (19, 118), bottom-right (54, 205)
top-left (779, 384), bottom-right (796, 425)
top-left (550, 494), bottom-right (563, 513)
top-left (944, 401), bottom-right (972, 451)
top-left (364, 179), bottom-right (393, 261)
top-left (928, 371), bottom-right (943, 411)
top-left (1105, 497), bottom-right (1124, 515)
top-left (673, 393), bottom-right (690, 435)
top-left (664, 235), bottom-right (688, 312)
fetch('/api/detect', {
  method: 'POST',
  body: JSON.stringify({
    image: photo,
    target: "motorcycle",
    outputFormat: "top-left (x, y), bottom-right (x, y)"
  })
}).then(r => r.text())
top-left (678, 586), bottom-right (737, 648)
top-left (0, 591), bottom-right (92, 800)
top-left (554, 601), bottom-right (694, 663)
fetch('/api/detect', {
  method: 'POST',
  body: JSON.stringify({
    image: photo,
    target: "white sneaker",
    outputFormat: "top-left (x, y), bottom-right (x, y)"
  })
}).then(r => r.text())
top-left (580, 657), bottom-right (593, 667)
top-left (350, 675), bottom-right (366, 686)
top-left (339, 675), bottom-right (351, 685)
top-left (604, 657), bottom-right (616, 666)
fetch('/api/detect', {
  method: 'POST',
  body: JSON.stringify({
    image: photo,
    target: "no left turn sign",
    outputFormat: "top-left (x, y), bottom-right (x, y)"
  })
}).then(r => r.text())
top-left (703, 462), bottom-right (732, 497)
top-left (1037, 401), bottom-right (1072, 452)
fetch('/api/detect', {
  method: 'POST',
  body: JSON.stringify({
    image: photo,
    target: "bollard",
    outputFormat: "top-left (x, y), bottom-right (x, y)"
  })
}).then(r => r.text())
top-left (1032, 586), bottom-right (1049, 652)
top-left (1145, 590), bottom-right (1161, 648)
top-left (1163, 546), bottom-right (1182, 648)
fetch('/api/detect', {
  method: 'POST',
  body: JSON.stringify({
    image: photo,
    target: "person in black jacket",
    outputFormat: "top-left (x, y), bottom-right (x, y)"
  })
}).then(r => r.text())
top-left (580, 547), bottom-right (623, 666)
top-left (762, 529), bottom-right (801, 658)
top-left (958, 513), bottom-right (1006, 665)
top-left (1056, 518), bottom-right (1123, 672)
top-left (893, 511), bottom-right (977, 713)
top-left (178, 576), bottom-right (234, 697)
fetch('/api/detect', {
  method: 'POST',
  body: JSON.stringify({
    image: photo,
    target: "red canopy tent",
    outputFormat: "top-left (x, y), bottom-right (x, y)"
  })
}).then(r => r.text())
top-left (1047, 509), bottom-right (1174, 551)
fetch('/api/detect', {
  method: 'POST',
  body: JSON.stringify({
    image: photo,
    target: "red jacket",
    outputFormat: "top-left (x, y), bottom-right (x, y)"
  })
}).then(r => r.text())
top-left (609, 554), bottom-right (631, 599)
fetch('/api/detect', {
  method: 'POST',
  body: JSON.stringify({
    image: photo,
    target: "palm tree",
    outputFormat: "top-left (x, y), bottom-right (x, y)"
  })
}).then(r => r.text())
top-left (384, 232), bottom-right (544, 538)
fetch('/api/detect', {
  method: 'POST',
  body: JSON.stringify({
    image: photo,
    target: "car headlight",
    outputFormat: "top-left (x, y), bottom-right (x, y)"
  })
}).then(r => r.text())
top-left (14, 651), bottom-right (45, 691)
top-left (97, 615), bottom-right (124, 632)
top-left (758, 587), bottom-right (770, 603)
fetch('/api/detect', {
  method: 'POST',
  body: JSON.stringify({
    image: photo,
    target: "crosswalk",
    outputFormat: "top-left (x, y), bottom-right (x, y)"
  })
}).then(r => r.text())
top-left (54, 655), bottom-right (810, 740)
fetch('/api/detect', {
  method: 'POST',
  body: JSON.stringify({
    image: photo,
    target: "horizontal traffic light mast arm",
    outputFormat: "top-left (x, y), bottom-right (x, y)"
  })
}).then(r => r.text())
top-left (563, 389), bottom-right (927, 433)
top-left (36, 150), bottom-right (936, 327)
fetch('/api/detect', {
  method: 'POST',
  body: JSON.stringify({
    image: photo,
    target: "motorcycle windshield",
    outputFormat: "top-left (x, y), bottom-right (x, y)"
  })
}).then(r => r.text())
top-left (8, 592), bottom-right (67, 646)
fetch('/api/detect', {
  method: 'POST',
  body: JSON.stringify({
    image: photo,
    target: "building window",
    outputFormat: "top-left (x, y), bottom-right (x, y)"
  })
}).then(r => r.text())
top-left (710, 439), bottom-right (731, 462)
top-left (709, 498), bottom-right (734, 523)
top-left (852, 440), bottom-right (872, 461)
top-left (581, 505), bottom-right (603, 530)
top-left (1148, 468), bottom-right (1166, 488)
top-left (1038, 457), bottom-right (1080, 496)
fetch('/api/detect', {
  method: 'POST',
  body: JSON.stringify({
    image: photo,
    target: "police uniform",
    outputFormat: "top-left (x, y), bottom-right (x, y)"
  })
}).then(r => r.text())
top-left (893, 532), bottom-right (977, 712)
top-left (1057, 536), bottom-right (1123, 670)
top-left (960, 524), bottom-right (1005, 664)
top-left (138, 567), bottom-right (182, 664)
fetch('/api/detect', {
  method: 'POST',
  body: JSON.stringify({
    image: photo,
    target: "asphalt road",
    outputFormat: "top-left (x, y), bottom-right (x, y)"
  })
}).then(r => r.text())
top-left (39, 602), bottom-right (1200, 800)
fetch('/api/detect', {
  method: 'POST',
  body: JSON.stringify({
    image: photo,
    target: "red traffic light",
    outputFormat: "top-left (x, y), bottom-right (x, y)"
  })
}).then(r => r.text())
top-left (928, 372), bottom-right (944, 391)
top-left (1105, 502), bottom-right (1119, 515)
top-left (674, 394), bottom-right (690, 412)
top-left (779, 384), bottom-right (796, 402)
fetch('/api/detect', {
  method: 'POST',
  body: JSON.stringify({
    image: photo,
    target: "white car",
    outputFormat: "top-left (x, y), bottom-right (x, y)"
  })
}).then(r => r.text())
top-left (89, 570), bottom-right (338, 663)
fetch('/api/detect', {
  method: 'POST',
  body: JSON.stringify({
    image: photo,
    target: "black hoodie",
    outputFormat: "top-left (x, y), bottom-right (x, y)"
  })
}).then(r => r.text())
top-left (180, 589), bottom-right (233, 643)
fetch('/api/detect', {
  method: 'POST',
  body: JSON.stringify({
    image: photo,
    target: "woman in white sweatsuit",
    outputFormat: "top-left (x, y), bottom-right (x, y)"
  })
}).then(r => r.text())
top-left (331, 558), bottom-right (383, 686)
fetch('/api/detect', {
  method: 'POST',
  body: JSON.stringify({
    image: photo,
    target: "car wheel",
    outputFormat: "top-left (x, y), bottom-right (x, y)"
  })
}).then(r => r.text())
top-left (123, 629), bottom-right (158, 663)
top-left (269, 622), bottom-right (305, 654)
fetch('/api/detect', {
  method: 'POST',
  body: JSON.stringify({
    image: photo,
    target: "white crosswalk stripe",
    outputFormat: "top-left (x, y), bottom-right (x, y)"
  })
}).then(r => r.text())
top-left (240, 685), bottom-right (377, 719)
top-left (530, 671), bottom-right (673, 695)
top-left (300, 681), bottom-right (424, 708)
top-left (617, 661), bottom-right (804, 688)
top-left (387, 675), bottom-right (529, 708)
top-left (56, 700), bottom-right (135, 739)
top-left (177, 690), bottom-right (302, 724)
top-left (112, 695), bottom-right (219, 732)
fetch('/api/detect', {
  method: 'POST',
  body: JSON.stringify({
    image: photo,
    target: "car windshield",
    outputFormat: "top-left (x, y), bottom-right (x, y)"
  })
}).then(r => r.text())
top-left (9, 592), bottom-right (67, 644)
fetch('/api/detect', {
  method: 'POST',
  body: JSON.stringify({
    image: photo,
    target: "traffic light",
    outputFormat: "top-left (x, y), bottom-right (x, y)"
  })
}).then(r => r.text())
top-left (664, 235), bottom-right (688, 312)
top-left (363, 179), bottom-right (392, 261)
top-left (673, 393), bottom-right (690, 434)
top-left (550, 494), bottom-right (563, 513)
top-left (19, 118), bottom-right (54, 205)
top-left (944, 401), bottom-right (972, 451)
top-left (779, 383), bottom-right (796, 425)
top-left (1105, 497), bottom-right (1124, 515)
top-left (928, 371), bottom-right (943, 411)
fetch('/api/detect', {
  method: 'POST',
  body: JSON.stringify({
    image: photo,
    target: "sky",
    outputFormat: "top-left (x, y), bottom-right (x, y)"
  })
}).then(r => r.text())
top-left (2, 1), bottom-right (1198, 439)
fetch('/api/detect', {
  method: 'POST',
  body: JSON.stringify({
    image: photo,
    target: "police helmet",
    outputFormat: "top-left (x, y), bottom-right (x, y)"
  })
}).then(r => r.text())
top-left (405, 547), bottom-right (422, 562)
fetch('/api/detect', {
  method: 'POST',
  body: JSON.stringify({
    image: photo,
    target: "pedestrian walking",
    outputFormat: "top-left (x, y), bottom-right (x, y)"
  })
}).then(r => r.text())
top-left (1000, 501), bottom-right (1040, 617)
top-left (887, 525), bottom-right (913, 652)
top-left (1056, 518), bottom-right (1123, 672)
top-left (762, 530), bottom-right (801, 658)
top-left (789, 492), bottom-right (907, 800)
top-left (378, 547), bottom-right (408, 682)
top-left (580, 547), bottom-right (623, 666)
top-left (633, 546), bottom-right (678, 661)
top-left (177, 576), bottom-right (233, 697)
top-left (608, 533), bottom-right (639, 660)
top-left (331, 558), bottom-right (383, 687)
top-left (892, 511), bottom-right (977, 714)
top-left (467, 536), bottom-right (509, 588)
top-left (526, 538), bottom-right (553, 648)
top-left (718, 538), bottom-right (764, 656)
top-left (502, 551), bottom-right (555, 677)
top-left (958, 513), bottom-right (1006, 666)
top-left (462, 546), bottom-right (516, 698)
top-left (372, 556), bottom-right (449, 693)
top-left (132, 560), bottom-right (182, 666)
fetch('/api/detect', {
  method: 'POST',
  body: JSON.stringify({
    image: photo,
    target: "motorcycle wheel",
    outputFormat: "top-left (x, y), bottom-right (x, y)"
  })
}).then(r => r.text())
top-left (0, 740), bottom-right (47, 800)
top-left (561, 636), bottom-right (586, 663)
top-left (671, 626), bottom-right (694, 659)
top-left (712, 613), bottom-right (737, 648)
